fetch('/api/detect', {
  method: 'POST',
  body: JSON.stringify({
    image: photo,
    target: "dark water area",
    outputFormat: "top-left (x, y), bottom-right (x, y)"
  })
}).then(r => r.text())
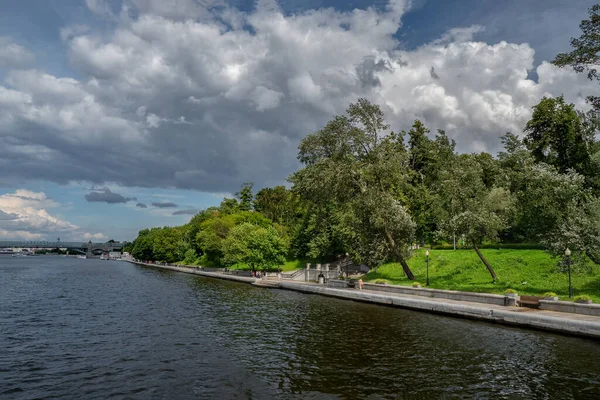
top-left (1, 257), bottom-right (600, 399)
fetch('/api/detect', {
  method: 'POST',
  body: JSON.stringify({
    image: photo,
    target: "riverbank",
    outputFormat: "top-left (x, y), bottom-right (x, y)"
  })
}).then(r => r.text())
top-left (363, 249), bottom-right (600, 303)
top-left (130, 261), bottom-right (600, 340)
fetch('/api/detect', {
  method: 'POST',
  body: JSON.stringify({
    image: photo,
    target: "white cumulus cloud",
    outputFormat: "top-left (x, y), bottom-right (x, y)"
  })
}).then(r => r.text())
top-left (0, 0), bottom-right (597, 194)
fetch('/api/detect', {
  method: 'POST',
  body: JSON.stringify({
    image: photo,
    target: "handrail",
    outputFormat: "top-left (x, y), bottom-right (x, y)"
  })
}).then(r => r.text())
top-left (282, 268), bottom-right (306, 279)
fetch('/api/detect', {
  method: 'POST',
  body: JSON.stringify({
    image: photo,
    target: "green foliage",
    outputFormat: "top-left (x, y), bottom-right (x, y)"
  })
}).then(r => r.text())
top-left (543, 292), bottom-right (558, 298)
top-left (505, 289), bottom-right (517, 294)
top-left (553, 4), bottom-right (600, 110)
top-left (291, 98), bottom-right (417, 279)
top-left (130, 95), bottom-right (600, 295)
top-left (412, 282), bottom-right (422, 288)
top-left (221, 223), bottom-right (287, 271)
top-left (524, 96), bottom-right (596, 186)
top-left (219, 198), bottom-right (240, 214)
top-left (235, 182), bottom-right (255, 212)
top-left (575, 295), bottom-right (592, 302)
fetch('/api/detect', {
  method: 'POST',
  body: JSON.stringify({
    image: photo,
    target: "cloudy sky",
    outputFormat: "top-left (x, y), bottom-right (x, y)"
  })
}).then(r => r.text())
top-left (0, 0), bottom-right (598, 242)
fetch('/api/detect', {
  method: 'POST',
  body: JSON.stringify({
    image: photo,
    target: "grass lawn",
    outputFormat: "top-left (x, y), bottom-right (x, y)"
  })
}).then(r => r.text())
top-left (362, 249), bottom-right (600, 303)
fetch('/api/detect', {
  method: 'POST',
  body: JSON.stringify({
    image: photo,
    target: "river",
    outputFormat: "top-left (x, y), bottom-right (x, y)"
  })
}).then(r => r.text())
top-left (1, 256), bottom-right (599, 399)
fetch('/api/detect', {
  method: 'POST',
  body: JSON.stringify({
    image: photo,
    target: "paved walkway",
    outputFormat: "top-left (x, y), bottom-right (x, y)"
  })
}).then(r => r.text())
top-left (130, 261), bottom-right (600, 339)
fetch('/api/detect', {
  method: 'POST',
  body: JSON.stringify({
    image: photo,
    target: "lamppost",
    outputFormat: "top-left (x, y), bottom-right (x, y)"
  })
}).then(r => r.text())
top-left (565, 248), bottom-right (573, 298)
top-left (425, 250), bottom-right (430, 286)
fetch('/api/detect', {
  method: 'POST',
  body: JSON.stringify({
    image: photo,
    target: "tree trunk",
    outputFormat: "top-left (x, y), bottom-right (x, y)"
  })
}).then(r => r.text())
top-left (472, 239), bottom-right (497, 282)
top-left (384, 228), bottom-right (416, 280)
top-left (397, 253), bottom-right (416, 281)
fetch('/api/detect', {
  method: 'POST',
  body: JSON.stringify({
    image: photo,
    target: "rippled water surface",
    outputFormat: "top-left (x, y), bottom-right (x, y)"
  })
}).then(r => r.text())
top-left (1, 256), bottom-right (600, 399)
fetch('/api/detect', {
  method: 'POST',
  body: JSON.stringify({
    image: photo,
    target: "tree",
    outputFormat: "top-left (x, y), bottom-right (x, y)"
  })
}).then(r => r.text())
top-left (131, 229), bottom-right (155, 261)
top-left (219, 198), bottom-right (240, 214)
top-left (544, 194), bottom-right (600, 269)
top-left (235, 182), bottom-right (254, 212)
top-left (291, 98), bottom-right (417, 279)
top-left (406, 120), bottom-right (433, 175)
top-left (524, 97), bottom-right (595, 180)
top-left (184, 207), bottom-right (220, 256)
top-left (196, 214), bottom-right (237, 266)
top-left (513, 164), bottom-right (585, 242)
top-left (553, 4), bottom-right (600, 110)
top-left (254, 186), bottom-right (297, 225)
top-left (151, 227), bottom-right (183, 263)
top-left (221, 223), bottom-right (287, 271)
top-left (440, 154), bottom-right (514, 281)
top-left (404, 127), bottom-right (456, 244)
top-left (195, 210), bottom-right (278, 266)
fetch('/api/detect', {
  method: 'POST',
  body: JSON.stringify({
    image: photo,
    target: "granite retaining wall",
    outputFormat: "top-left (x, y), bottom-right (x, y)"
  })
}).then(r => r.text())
top-left (540, 300), bottom-right (600, 317)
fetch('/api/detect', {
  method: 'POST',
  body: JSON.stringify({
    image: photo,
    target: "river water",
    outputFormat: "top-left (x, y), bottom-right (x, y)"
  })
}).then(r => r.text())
top-left (1, 256), bottom-right (599, 399)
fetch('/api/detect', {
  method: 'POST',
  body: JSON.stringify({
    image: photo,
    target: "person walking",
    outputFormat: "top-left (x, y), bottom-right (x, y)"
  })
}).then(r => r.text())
top-left (358, 278), bottom-right (364, 290)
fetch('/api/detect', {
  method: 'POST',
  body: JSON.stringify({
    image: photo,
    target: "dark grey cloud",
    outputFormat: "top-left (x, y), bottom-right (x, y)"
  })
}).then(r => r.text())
top-left (0, 210), bottom-right (19, 221)
top-left (430, 66), bottom-right (439, 80)
top-left (85, 188), bottom-right (137, 204)
top-left (152, 202), bottom-right (178, 208)
top-left (136, 202), bottom-right (147, 208)
top-left (172, 209), bottom-right (198, 215)
top-left (356, 56), bottom-right (393, 88)
top-left (0, 0), bottom-right (598, 194)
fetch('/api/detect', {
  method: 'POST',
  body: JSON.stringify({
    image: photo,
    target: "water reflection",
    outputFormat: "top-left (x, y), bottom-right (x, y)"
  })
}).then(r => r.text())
top-left (1, 258), bottom-right (599, 400)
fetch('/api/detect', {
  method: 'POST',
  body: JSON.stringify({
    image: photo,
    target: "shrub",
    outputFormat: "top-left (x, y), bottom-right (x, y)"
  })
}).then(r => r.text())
top-left (543, 292), bottom-right (558, 298)
top-left (575, 295), bottom-right (592, 302)
top-left (412, 282), bottom-right (422, 288)
top-left (374, 279), bottom-right (387, 284)
top-left (505, 288), bottom-right (517, 294)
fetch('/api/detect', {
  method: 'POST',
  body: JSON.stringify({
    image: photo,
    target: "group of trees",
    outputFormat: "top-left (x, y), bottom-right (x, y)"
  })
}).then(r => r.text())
top-left (130, 5), bottom-right (600, 280)
top-left (130, 190), bottom-right (288, 271)
top-left (130, 94), bottom-right (600, 280)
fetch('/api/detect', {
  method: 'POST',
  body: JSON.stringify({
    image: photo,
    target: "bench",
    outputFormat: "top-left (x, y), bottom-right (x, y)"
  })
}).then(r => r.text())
top-left (517, 295), bottom-right (543, 309)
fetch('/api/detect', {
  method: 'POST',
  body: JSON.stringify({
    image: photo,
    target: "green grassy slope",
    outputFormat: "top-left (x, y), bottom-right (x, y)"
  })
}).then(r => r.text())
top-left (363, 249), bottom-right (600, 302)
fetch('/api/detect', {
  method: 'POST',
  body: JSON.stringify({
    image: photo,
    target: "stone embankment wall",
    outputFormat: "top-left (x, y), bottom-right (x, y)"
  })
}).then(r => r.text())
top-left (540, 300), bottom-right (600, 317)
top-left (328, 280), bottom-right (510, 306)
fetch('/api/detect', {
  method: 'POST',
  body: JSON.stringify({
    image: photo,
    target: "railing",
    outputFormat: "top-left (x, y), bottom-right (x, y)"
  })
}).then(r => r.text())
top-left (282, 269), bottom-right (306, 280)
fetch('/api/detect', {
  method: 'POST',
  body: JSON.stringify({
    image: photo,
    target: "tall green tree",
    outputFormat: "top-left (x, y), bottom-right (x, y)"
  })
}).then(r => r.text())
top-left (131, 228), bottom-right (154, 261)
top-left (524, 96), bottom-right (595, 179)
top-left (235, 182), bottom-right (255, 212)
top-left (291, 98), bottom-right (417, 279)
top-left (254, 185), bottom-right (297, 225)
top-left (221, 223), bottom-right (287, 272)
top-left (440, 154), bottom-right (514, 281)
top-left (553, 4), bottom-right (600, 110)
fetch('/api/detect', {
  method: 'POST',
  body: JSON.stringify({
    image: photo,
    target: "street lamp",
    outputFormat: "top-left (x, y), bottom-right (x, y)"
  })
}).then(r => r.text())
top-left (425, 250), bottom-right (430, 286)
top-left (565, 248), bottom-right (573, 298)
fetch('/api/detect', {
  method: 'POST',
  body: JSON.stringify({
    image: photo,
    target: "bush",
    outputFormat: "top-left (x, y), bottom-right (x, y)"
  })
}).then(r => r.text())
top-left (543, 292), bottom-right (558, 298)
top-left (374, 279), bottom-right (387, 284)
top-left (412, 282), bottom-right (422, 288)
top-left (575, 295), bottom-right (592, 302)
top-left (505, 288), bottom-right (518, 294)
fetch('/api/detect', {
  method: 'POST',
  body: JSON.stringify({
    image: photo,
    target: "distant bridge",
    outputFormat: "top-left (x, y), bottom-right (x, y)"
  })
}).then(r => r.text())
top-left (0, 241), bottom-right (123, 256)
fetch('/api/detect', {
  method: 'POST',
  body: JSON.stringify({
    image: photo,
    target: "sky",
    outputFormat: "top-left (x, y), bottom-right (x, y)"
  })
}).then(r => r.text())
top-left (0, 0), bottom-right (598, 242)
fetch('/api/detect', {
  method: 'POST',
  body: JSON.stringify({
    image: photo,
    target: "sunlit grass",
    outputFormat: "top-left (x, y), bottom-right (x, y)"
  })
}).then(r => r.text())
top-left (362, 249), bottom-right (600, 303)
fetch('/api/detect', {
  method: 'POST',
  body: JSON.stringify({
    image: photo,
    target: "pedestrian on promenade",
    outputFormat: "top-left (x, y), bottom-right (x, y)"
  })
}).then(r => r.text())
top-left (359, 278), bottom-right (364, 290)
